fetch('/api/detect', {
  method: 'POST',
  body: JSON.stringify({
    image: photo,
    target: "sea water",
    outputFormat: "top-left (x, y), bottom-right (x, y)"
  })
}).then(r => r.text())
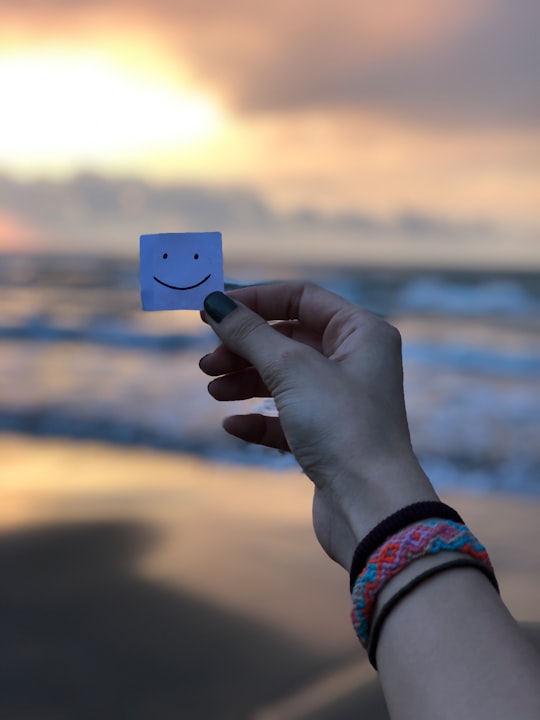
top-left (1, 253), bottom-right (539, 496)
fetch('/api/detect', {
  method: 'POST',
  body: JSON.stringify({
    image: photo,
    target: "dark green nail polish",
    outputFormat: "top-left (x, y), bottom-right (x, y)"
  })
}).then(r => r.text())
top-left (204, 292), bottom-right (238, 323)
top-left (198, 353), bottom-right (211, 369)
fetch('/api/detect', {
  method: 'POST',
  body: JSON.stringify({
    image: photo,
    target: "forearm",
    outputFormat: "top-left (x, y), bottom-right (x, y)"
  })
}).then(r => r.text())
top-left (375, 563), bottom-right (540, 720)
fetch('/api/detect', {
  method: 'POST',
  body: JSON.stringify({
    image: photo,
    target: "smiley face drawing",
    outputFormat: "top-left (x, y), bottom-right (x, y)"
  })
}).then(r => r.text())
top-left (140, 232), bottom-right (224, 311)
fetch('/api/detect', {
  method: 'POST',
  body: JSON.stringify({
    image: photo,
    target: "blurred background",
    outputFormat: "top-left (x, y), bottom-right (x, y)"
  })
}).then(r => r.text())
top-left (1, 1), bottom-right (539, 718)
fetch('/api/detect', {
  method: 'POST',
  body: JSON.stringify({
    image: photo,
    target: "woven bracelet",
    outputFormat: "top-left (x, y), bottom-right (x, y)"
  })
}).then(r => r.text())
top-left (351, 519), bottom-right (496, 648)
top-left (349, 501), bottom-right (464, 592)
top-left (367, 557), bottom-right (500, 669)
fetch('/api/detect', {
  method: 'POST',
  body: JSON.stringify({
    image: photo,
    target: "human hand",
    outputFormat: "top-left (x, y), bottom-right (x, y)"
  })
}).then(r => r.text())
top-left (200, 282), bottom-right (438, 569)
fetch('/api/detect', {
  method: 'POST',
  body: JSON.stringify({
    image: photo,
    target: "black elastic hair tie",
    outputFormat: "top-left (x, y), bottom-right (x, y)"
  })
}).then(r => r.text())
top-left (366, 557), bottom-right (500, 669)
top-left (349, 501), bottom-right (464, 592)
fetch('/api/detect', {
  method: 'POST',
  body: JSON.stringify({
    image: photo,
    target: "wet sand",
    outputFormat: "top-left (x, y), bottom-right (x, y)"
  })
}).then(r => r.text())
top-left (1, 434), bottom-right (539, 719)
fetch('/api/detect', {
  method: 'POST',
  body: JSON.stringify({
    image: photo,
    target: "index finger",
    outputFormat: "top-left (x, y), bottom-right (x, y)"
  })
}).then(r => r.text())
top-left (226, 281), bottom-right (360, 336)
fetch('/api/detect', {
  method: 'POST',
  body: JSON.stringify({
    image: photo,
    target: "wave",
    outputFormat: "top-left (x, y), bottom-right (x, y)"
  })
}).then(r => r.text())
top-left (1, 253), bottom-right (540, 496)
top-left (1, 406), bottom-right (538, 496)
top-left (404, 342), bottom-right (540, 377)
top-left (396, 277), bottom-right (539, 317)
top-left (0, 315), bottom-right (208, 352)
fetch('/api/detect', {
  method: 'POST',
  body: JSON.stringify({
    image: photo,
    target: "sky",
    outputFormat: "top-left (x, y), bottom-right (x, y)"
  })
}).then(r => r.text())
top-left (0, 0), bottom-right (539, 266)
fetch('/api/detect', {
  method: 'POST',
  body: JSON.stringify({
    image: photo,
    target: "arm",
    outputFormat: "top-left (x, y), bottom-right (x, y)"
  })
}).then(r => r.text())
top-left (200, 282), bottom-right (540, 720)
top-left (377, 559), bottom-right (540, 720)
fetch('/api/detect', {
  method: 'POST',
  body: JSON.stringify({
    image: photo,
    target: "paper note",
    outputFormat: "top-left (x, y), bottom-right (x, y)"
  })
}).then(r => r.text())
top-left (140, 232), bottom-right (224, 311)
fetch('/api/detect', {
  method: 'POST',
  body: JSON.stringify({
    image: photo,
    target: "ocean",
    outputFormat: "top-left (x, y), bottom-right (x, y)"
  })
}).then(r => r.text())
top-left (1, 252), bottom-right (539, 496)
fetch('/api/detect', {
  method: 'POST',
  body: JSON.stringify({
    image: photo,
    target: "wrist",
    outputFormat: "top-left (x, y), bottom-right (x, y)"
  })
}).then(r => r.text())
top-left (338, 460), bottom-right (440, 571)
top-left (350, 515), bottom-right (499, 670)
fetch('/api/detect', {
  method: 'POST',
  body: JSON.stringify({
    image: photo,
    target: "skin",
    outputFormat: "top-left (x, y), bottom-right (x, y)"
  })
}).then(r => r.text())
top-left (199, 281), bottom-right (540, 720)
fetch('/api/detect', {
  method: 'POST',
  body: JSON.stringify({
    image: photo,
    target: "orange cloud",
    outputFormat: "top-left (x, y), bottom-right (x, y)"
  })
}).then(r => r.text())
top-left (1, 0), bottom-right (539, 127)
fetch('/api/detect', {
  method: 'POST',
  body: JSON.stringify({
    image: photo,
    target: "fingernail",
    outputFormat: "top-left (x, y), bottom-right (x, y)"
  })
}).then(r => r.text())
top-left (198, 353), bottom-right (211, 369)
top-left (204, 292), bottom-right (238, 323)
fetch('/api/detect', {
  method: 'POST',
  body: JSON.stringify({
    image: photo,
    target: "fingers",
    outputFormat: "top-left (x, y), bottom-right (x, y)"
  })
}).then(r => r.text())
top-left (224, 281), bottom-right (360, 337)
top-left (199, 344), bottom-right (251, 377)
top-left (202, 283), bottom-right (378, 365)
top-left (272, 320), bottom-right (323, 351)
top-left (223, 414), bottom-right (290, 452)
top-left (208, 367), bottom-right (270, 401)
top-left (200, 320), bottom-right (323, 377)
top-left (202, 292), bottom-right (296, 384)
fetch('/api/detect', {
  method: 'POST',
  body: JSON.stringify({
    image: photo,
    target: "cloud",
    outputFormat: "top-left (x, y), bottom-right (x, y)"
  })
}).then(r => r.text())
top-left (165, 0), bottom-right (540, 128)
top-left (0, 172), bottom-right (496, 262)
top-left (5, 174), bottom-right (540, 270)
top-left (2, 0), bottom-right (539, 128)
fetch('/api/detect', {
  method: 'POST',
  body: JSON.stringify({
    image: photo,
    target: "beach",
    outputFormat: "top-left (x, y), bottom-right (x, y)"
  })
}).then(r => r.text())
top-left (3, 2), bottom-right (540, 714)
top-left (1, 254), bottom-right (539, 717)
top-left (2, 433), bottom-right (539, 719)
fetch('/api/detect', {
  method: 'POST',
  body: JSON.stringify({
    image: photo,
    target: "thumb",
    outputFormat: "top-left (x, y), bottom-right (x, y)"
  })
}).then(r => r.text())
top-left (203, 291), bottom-right (292, 373)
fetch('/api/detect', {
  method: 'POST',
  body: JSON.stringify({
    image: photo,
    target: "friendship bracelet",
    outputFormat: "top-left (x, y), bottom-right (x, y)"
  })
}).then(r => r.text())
top-left (349, 502), bottom-right (464, 591)
top-left (367, 557), bottom-right (500, 669)
top-left (351, 519), bottom-right (495, 647)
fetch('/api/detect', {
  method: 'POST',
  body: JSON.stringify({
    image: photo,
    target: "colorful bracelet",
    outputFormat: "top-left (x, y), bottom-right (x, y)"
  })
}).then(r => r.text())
top-left (351, 519), bottom-right (497, 648)
top-left (349, 501), bottom-right (464, 591)
top-left (366, 556), bottom-right (500, 669)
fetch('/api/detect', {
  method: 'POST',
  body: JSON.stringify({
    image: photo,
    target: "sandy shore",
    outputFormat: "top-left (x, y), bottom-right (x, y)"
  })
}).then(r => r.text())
top-left (1, 433), bottom-right (539, 719)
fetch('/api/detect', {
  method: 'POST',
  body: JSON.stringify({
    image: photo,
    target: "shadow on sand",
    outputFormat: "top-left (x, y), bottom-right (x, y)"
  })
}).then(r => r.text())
top-left (2, 521), bottom-right (538, 720)
top-left (0, 520), bottom-right (342, 720)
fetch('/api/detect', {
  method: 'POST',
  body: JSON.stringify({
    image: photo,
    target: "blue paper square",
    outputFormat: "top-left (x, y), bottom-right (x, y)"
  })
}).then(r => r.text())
top-left (140, 232), bottom-right (224, 311)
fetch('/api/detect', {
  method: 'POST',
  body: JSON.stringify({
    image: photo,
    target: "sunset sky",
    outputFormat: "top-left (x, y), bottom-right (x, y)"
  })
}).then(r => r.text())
top-left (1, 0), bottom-right (539, 265)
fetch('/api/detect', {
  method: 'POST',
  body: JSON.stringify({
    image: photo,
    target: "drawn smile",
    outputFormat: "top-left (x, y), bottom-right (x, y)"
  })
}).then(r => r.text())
top-left (153, 274), bottom-right (211, 291)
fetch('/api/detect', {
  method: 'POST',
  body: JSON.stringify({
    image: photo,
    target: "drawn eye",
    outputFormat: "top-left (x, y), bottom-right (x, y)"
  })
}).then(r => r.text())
top-left (162, 253), bottom-right (168, 259)
top-left (194, 253), bottom-right (199, 260)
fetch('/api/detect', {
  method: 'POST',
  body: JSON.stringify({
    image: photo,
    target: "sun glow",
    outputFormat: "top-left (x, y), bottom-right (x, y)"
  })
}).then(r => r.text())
top-left (0, 49), bottom-right (225, 176)
top-left (0, 211), bottom-right (40, 250)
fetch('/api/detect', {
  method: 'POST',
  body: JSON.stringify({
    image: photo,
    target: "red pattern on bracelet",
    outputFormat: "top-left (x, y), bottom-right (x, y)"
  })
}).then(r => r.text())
top-left (351, 519), bottom-right (494, 647)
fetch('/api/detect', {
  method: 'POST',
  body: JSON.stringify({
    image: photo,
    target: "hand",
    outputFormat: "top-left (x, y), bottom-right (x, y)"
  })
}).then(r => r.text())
top-left (200, 282), bottom-right (438, 569)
